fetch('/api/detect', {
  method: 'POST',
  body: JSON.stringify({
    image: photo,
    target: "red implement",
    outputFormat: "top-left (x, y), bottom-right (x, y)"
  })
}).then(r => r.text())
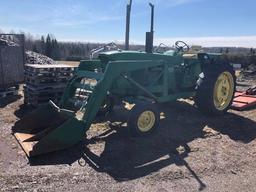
top-left (231, 90), bottom-right (256, 110)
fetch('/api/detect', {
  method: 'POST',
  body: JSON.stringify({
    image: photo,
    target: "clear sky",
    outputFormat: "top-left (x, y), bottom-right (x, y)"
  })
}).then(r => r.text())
top-left (1, 0), bottom-right (256, 47)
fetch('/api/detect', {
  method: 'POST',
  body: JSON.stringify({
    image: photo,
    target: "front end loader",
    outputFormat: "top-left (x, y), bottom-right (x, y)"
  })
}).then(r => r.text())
top-left (13, 3), bottom-right (236, 157)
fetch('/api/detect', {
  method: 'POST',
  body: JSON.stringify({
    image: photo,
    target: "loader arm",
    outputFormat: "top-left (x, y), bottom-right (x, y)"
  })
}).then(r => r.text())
top-left (79, 60), bottom-right (165, 134)
top-left (12, 59), bottom-right (165, 157)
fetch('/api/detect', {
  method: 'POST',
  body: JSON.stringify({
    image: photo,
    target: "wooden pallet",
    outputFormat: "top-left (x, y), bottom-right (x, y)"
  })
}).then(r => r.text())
top-left (24, 85), bottom-right (64, 94)
top-left (25, 64), bottom-right (76, 74)
top-left (25, 76), bottom-right (71, 85)
top-left (24, 84), bottom-right (65, 106)
top-left (24, 90), bottom-right (63, 107)
top-left (24, 96), bottom-right (61, 107)
top-left (23, 64), bottom-right (76, 106)
top-left (0, 86), bottom-right (19, 98)
top-left (24, 64), bottom-right (74, 86)
top-left (24, 70), bottom-right (73, 78)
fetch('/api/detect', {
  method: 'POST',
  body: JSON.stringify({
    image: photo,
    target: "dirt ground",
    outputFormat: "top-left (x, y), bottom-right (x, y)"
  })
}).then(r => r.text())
top-left (0, 78), bottom-right (255, 192)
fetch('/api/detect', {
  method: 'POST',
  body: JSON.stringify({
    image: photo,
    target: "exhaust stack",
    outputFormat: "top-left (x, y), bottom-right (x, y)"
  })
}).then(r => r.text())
top-left (145, 3), bottom-right (154, 53)
top-left (125, 0), bottom-right (133, 50)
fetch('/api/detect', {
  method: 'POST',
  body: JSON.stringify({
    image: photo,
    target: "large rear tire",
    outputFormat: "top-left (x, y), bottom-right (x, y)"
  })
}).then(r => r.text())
top-left (195, 63), bottom-right (236, 115)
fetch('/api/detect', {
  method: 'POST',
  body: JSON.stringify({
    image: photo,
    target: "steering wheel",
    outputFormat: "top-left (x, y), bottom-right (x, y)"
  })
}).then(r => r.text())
top-left (175, 41), bottom-right (190, 53)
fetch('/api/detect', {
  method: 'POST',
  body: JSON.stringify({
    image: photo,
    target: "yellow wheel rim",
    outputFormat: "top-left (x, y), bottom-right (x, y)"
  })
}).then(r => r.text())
top-left (137, 111), bottom-right (156, 132)
top-left (213, 71), bottom-right (234, 111)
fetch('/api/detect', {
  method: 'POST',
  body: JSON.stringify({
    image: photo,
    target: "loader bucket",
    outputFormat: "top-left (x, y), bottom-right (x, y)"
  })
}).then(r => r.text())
top-left (12, 102), bottom-right (85, 157)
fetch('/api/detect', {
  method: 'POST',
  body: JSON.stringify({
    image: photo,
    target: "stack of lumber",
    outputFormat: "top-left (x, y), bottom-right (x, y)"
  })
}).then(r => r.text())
top-left (24, 64), bottom-right (76, 106)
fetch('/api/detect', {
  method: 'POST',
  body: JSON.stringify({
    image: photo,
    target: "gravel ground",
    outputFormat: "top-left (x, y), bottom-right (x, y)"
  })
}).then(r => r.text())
top-left (0, 79), bottom-right (255, 192)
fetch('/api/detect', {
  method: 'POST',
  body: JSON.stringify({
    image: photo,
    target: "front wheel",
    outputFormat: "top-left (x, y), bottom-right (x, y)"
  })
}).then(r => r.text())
top-left (195, 64), bottom-right (236, 115)
top-left (128, 102), bottom-right (160, 136)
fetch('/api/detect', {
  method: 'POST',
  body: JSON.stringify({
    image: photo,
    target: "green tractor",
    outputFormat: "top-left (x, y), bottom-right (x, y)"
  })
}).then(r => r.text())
top-left (13, 4), bottom-right (236, 157)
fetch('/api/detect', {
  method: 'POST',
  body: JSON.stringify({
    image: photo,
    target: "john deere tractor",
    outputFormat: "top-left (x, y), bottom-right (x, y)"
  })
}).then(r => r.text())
top-left (13, 3), bottom-right (236, 157)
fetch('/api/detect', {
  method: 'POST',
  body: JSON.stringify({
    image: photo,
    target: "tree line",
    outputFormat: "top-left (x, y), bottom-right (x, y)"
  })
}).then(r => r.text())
top-left (25, 34), bottom-right (92, 61)
top-left (1, 30), bottom-right (255, 68)
top-left (24, 33), bottom-right (144, 61)
top-left (25, 34), bottom-right (256, 68)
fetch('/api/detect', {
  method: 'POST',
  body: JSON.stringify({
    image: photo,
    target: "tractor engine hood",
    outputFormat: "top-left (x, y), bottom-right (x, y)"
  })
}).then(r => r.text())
top-left (98, 50), bottom-right (174, 64)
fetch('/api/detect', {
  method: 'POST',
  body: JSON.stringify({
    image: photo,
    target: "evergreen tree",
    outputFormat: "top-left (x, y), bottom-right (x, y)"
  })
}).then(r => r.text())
top-left (52, 39), bottom-right (60, 60)
top-left (32, 44), bottom-right (39, 53)
top-left (86, 44), bottom-right (90, 56)
top-left (40, 36), bottom-right (45, 54)
top-left (45, 34), bottom-right (52, 58)
top-left (250, 48), bottom-right (255, 56)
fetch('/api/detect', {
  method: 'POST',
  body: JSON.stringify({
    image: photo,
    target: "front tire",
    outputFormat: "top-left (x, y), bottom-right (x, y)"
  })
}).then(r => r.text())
top-left (128, 102), bottom-right (160, 136)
